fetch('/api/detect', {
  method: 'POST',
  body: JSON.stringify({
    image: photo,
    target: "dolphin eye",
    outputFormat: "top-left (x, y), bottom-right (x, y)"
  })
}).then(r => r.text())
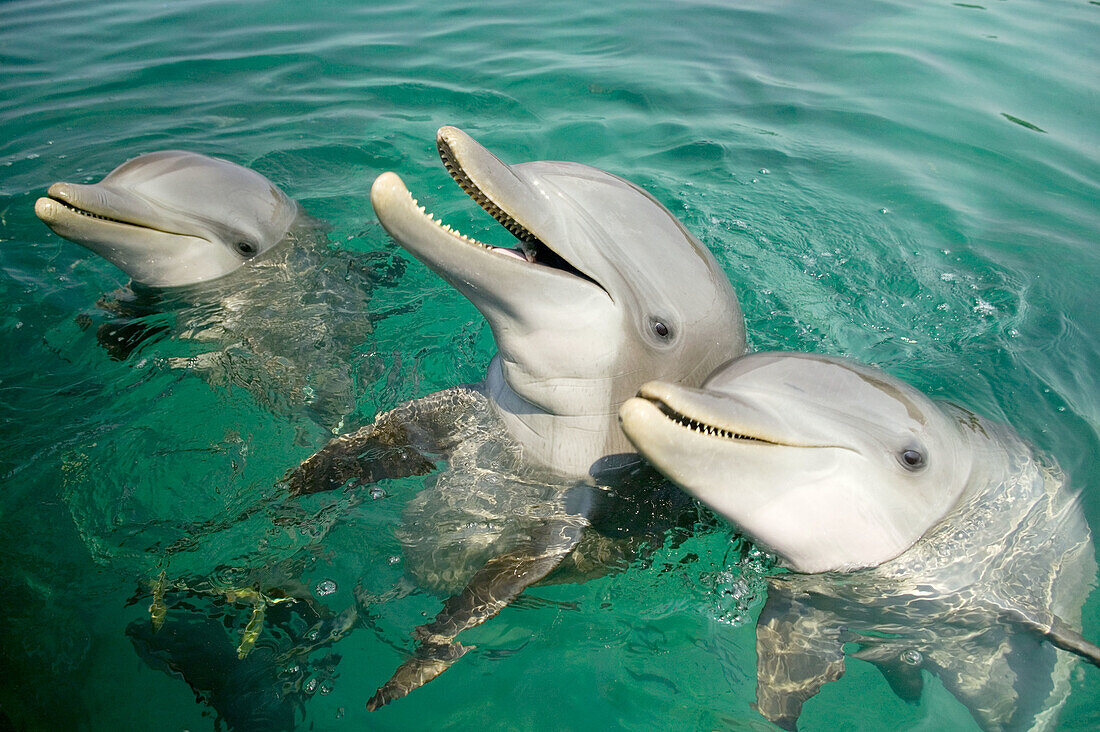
top-left (235, 241), bottom-right (258, 257)
top-left (653, 321), bottom-right (670, 339)
top-left (900, 449), bottom-right (926, 471)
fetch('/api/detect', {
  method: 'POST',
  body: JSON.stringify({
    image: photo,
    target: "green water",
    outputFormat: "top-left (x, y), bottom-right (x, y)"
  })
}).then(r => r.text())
top-left (1, 0), bottom-right (1098, 729)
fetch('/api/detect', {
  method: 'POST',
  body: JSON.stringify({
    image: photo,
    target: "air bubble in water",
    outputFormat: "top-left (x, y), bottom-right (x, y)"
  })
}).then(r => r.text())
top-left (974, 298), bottom-right (995, 316)
top-left (315, 579), bottom-right (337, 597)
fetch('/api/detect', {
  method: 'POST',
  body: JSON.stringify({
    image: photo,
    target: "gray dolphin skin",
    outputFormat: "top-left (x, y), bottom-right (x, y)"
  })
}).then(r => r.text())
top-left (35, 150), bottom-right (300, 287)
top-left (620, 351), bottom-right (1099, 731)
top-left (287, 126), bottom-right (746, 708)
top-left (370, 126), bottom-right (745, 476)
top-left (33, 150), bottom-right (400, 430)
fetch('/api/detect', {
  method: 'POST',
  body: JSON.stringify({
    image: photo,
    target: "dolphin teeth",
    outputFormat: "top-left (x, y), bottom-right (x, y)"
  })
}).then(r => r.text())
top-left (47, 197), bottom-right (131, 226)
top-left (651, 399), bottom-right (773, 444)
top-left (403, 183), bottom-right (499, 250)
top-left (437, 135), bottom-right (545, 247)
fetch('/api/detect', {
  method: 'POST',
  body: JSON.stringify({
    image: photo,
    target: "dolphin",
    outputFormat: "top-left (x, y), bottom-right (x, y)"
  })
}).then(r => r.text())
top-left (33, 150), bottom-right (403, 429)
top-left (620, 351), bottom-right (1099, 731)
top-left (286, 126), bottom-right (746, 708)
top-left (35, 150), bottom-right (300, 287)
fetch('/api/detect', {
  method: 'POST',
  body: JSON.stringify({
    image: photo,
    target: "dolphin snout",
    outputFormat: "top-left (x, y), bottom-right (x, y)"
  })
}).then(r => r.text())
top-left (34, 196), bottom-right (60, 223)
top-left (36, 183), bottom-right (81, 224)
top-left (47, 182), bottom-right (73, 200)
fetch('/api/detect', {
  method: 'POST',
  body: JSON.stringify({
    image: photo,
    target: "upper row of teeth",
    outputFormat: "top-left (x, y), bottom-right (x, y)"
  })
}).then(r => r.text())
top-left (53, 198), bottom-right (126, 225)
top-left (441, 157), bottom-right (538, 243)
top-left (667, 412), bottom-right (763, 442)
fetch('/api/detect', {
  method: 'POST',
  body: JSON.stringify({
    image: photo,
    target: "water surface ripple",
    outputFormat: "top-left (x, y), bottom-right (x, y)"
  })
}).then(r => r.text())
top-left (1, 0), bottom-right (1098, 729)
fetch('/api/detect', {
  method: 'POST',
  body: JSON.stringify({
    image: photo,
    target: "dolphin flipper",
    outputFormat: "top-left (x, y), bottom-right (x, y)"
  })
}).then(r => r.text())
top-left (285, 386), bottom-right (483, 495)
top-left (152, 388), bottom-right (480, 555)
top-left (1044, 616), bottom-right (1100, 666)
top-left (367, 517), bottom-right (587, 710)
top-left (849, 643), bottom-right (925, 704)
top-left (1004, 610), bottom-right (1100, 667)
top-left (753, 582), bottom-right (846, 731)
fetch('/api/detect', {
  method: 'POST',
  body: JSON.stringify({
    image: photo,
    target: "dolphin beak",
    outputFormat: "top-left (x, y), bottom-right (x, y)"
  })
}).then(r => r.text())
top-left (35, 183), bottom-right (94, 230)
top-left (435, 126), bottom-right (549, 249)
top-left (33, 195), bottom-right (64, 225)
top-left (34, 179), bottom-right (241, 287)
top-left (35, 181), bottom-right (182, 253)
top-left (369, 130), bottom-right (611, 316)
top-left (619, 395), bottom-right (670, 447)
top-left (369, 170), bottom-right (538, 294)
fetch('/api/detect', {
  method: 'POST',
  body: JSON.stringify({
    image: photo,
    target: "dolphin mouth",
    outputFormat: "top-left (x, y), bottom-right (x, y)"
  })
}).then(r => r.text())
top-left (43, 195), bottom-right (131, 225)
top-left (377, 128), bottom-right (605, 292)
top-left (436, 135), bottom-right (540, 253)
top-left (630, 382), bottom-right (853, 452)
top-left (434, 135), bottom-right (596, 283)
top-left (36, 183), bottom-right (198, 240)
top-left (638, 393), bottom-right (779, 444)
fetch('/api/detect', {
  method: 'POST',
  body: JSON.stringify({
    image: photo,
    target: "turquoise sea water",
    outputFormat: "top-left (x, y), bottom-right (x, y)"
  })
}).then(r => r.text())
top-left (1, 0), bottom-right (1098, 729)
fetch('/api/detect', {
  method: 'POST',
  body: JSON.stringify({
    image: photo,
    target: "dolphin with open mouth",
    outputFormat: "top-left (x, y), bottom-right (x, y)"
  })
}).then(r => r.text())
top-left (286, 126), bottom-right (746, 708)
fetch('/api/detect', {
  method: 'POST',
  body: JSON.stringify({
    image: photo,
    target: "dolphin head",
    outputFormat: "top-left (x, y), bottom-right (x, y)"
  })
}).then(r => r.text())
top-left (35, 151), bottom-right (299, 287)
top-left (620, 352), bottom-right (977, 572)
top-left (371, 127), bottom-right (745, 475)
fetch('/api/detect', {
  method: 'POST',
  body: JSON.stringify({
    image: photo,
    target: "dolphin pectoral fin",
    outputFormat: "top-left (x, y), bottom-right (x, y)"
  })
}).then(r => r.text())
top-left (79, 290), bottom-right (172, 360)
top-left (366, 640), bottom-right (471, 711)
top-left (1043, 615), bottom-right (1100, 666)
top-left (94, 319), bottom-right (173, 361)
top-left (367, 518), bottom-right (586, 710)
top-left (927, 625), bottom-right (1057, 732)
top-left (284, 420), bottom-right (435, 495)
top-left (1003, 610), bottom-right (1100, 667)
top-left (285, 387), bottom-right (482, 495)
top-left (934, 610), bottom-right (1100, 732)
top-left (753, 585), bottom-right (846, 731)
top-left (849, 644), bottom-right (925, 704)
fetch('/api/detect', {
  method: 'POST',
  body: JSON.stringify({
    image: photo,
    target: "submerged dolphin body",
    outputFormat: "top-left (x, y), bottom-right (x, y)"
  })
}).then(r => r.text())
top-left (287, 127), bottom-right (746, 707)
top-left (35, 150), bottom-right (299, 287)
top-left (34, 150), bottom-right (402, 429)
top-left (620, 352), bottom-right (1099, 731)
